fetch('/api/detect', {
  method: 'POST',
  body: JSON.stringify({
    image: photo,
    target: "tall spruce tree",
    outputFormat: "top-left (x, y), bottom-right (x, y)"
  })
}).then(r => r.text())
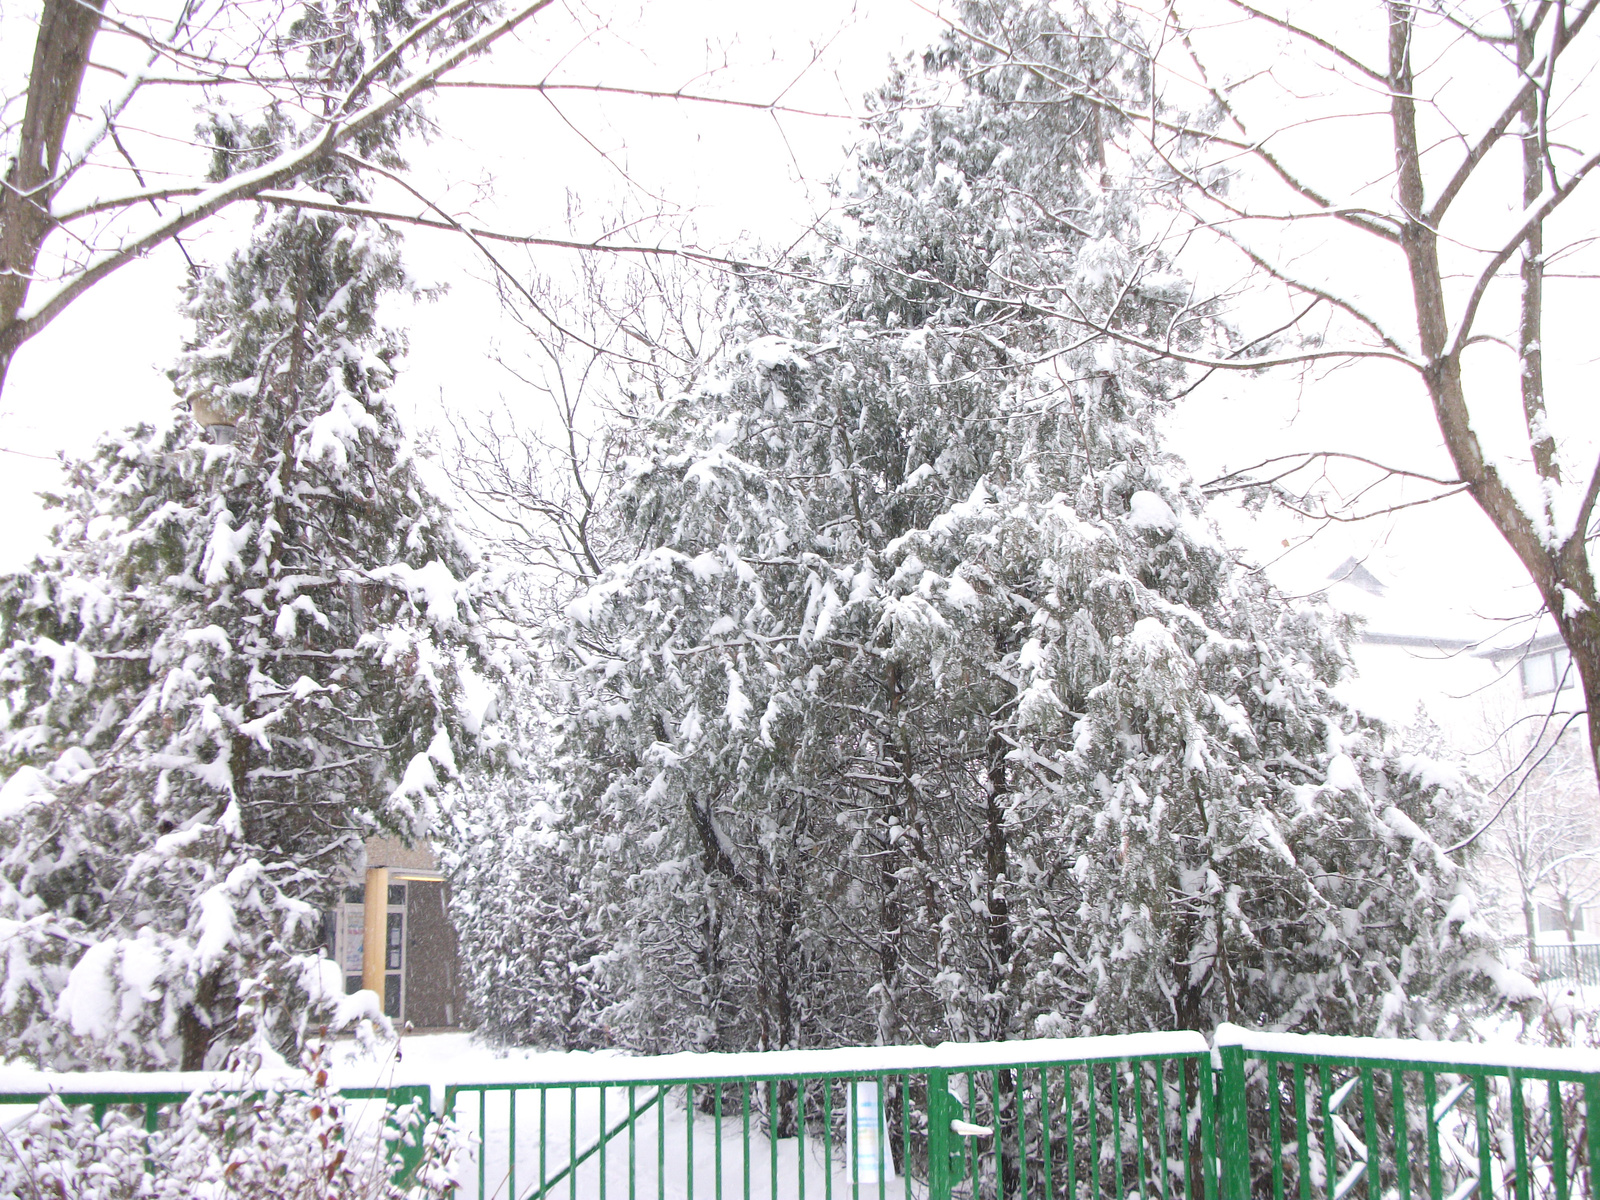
top-left (0, 179), bottom-right (513, 1067)
top-left (512, 0), bottom-right (1510, 1057)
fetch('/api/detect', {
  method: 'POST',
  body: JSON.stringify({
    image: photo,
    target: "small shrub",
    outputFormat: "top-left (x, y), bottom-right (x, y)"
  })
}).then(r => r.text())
top-left (0, 1045), bottom-right (466, 1199)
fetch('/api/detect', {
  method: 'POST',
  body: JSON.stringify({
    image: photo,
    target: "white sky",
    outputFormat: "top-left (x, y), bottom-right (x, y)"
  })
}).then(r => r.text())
top-left (0, 0), bottom-right (1565, 655)
top-left (0, 0), bottom-right (950, 561)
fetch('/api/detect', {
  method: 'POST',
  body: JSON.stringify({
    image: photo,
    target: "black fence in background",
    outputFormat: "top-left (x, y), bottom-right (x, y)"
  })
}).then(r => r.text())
top-left (1528, 940), bottom-right (1600, 986)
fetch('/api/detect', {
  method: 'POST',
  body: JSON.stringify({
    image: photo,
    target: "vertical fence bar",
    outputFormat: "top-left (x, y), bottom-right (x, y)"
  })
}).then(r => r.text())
top-left (688, 1084), bottom-right (696, 1200)
top-left (742, 1082), bottom-right (751, 1200)
top-left (966, 1072), bottom-right (977, 1191)
top-left (877, 1074), bottom-right (888, 1200)
top-left (993, 1068), bottom-right (1005, 1200)
top-left (1423, 1073), bottom-right (1442, 1200)
top-left (1112, 1062), bottom-right (1124, 1200)
top-left (629, 1086), bottom-right (637, 1200)
top-left (570, 1088), bottom-right (579, 1200)
top-left (658, 1083), bottom-right (666, 1200)
top-left (1135, 1062), bottom-right (1149, 1200)
top-left (1043, 1066), bottom-right (1055, 1200)
top-left (478, 1089), bottom-right (487, 1200)
top-left (824, 1078), bottom-right (835, 1200)
top-left (717, 1083), bottom-right (725, 1200)
top-left (1177, 1062), bottom-right (1190, 1200)
top-left (538, 1088), bottom-right (546, 1200)
top-left (799, 1080), bottom-right (807, 1200)
top-left (850, 1079), bottom-right (860, 1200)
top-left (770, 1080), bottom-right (778, 1200)
top-left (1294, 1064), bottom-right (1312, 1200)
top-left (509, 1088), bottom-right (518, 1200)
top-left (1583, 1079), bottom-right (1600, 1200)
top-left (1474, 1075), bottom-right (1493, 1200)
top-left (142, 1100), bottom-right (158, 1176)
top-left (1510, 1073), bottom-right (1530, 1200)
top-left (601, 1087), bottom-right (609, 1200)
top-left (1065, 1064), bottom-right (1079, 1200)
top-left (1268, 1060), bottom-right (1285, 1200)
top-left (1361, 1069), bottom-right (1378, 1200)
top-left (1319, 1066), bottom-right (1335, 1200)
top-left (1019, 1069), bottom-right (1030, 1200)
top-left (1219, 1043), bottom-right (1249, 1200)
top-left (1157, 1061), bottom-right (1172, 1200)
top-left (1549, 1080), bottom-right (1568, 1200)
top-left (1090, 1062), bottom-right (1103, 1200)
top-left (1199, 1058), bottom-right (1217, 1200)
top-left (900, 1074), bottom-right (910, 1200)
top-left (1177, 1060), bottom-right (1192, 1200)
top-left (1392, 1071), bottom-right (1409, 1200)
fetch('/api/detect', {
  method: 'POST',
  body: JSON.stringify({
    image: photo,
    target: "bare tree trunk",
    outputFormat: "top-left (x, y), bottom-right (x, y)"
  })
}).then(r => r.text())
top-left (0, 0), bottom-right (106, 394)
top-left (1385, 1), bottom-right (1600, 789)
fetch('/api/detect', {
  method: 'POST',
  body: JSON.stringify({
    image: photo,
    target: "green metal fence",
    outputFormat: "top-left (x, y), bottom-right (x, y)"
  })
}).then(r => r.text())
top-left (435, 1032), bottom-right (1212, 1200)
top-left (3, 1027), bottom-right (1599, 1200)
top-left (1215, 1025), bottom-right (1600, 1200)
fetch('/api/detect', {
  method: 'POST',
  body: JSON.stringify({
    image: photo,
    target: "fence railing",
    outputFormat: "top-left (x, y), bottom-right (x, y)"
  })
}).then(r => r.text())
top-left (437, 1032), bottom-right (1211, 1200)
top-left (3, 1028), bottom-right (1599, 1200)
top-left (1217, 1025), bottom-right (1600, 1200)
top-left (1529, 942), bottom-right (1600, 988)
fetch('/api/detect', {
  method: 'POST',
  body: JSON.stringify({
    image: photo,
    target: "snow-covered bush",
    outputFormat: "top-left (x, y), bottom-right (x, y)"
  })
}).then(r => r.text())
top-left (0, 1044), bottom-right (467, 1198)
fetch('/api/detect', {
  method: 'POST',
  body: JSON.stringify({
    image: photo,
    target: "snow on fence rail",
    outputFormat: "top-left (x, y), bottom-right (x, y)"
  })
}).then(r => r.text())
top-left (1, 1028), bottom-right (1598, 1200)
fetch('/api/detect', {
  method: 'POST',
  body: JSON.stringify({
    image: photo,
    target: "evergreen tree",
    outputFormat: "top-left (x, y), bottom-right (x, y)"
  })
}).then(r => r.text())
top-left (522, 0), bottom-right (1506, 1056)
top-left (443, 698), bottom-right (614, 1050)
top-left (0, 186), bottom-right (514, 1068)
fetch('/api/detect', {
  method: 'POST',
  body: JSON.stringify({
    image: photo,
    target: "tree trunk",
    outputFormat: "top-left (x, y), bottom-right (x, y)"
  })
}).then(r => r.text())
top-left (180, 970), bottom-right (220, 1070)
top-left (1386, 2), bottom-right (1600, 793)
top-left (0, 0), bottom-right (107, 395)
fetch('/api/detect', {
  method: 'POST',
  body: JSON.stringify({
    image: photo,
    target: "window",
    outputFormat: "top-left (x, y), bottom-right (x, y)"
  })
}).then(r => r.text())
top-left (385, 909), bottom-right (404, 1018)
top-left (1538, 903), bottom-right (1584, 933)
top-left (338, 898), bottom-right (365, 994)
top-left (1520, 649), bottom-right (1575, 697)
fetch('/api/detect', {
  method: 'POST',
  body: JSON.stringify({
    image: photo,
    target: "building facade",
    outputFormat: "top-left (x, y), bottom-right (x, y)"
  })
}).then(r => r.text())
top-left (324, 837), bottom-right (466, 1029)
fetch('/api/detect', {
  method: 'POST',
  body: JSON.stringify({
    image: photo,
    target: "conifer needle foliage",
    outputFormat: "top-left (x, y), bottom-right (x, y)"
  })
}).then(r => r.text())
top-left (463, 0), bottom-right (1508, 1055)
top-left (0, 190), bottom-right (515, 1069)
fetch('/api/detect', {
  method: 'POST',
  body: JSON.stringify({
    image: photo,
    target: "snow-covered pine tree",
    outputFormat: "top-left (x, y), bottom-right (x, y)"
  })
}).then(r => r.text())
top-left (539, 0), bottom-right (1506, 1057)
top-left (0, 166), bottom-right (513, 1067)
